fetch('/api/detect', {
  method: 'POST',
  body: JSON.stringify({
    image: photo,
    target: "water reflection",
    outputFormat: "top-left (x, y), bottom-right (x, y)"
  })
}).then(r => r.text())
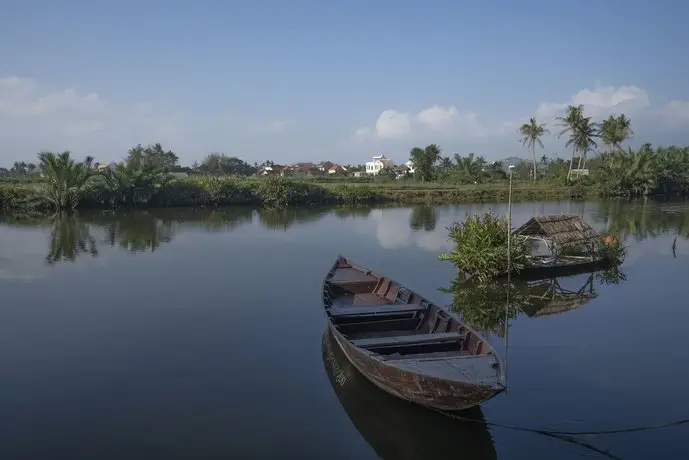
top-left (596, 199), bottom-right (689, 240)
top-left (322, 328), bottom-right (497, 460)
top-left (46, 215), bottom-right (99, 264)
top-left (256, 207), bottom-right (330, 231)
top-left (409, 205), bottom-right (437, 231)
top-left (441, 268), bottom-right (628, 336)
top-left (1, 199), bottom-right (688, 269)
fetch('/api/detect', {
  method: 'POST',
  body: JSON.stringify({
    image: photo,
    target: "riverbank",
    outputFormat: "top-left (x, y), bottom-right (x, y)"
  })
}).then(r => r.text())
top-left (0, 176), bottom-right (594, 214)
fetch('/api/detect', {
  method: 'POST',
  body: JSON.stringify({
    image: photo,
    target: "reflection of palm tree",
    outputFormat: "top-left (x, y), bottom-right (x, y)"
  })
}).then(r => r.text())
top-left (409, 206), bottom-right (437, 231)
top-left (46, 215), bottom-right (98, 265)
top-left (103, 213), bottom-right (174, 252)
top-left (596, 200), bottom-right (689, 240)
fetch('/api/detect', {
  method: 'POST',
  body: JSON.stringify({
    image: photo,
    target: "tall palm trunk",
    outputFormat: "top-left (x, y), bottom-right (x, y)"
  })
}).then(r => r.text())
top-left (532, 144), bottom-right (537, 182)
top-left (567, 147), bottom-right (575, 181)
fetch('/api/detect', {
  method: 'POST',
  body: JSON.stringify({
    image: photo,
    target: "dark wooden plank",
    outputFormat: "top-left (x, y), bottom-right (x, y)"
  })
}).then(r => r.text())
top-left (328, 268), bottom-right (377, 284)
top-left (329, 303), bottom-right (425, 318)
top-left (351, 331), bottom-right (463, 348)
top-left (391, 355), bottom-right (502, 386)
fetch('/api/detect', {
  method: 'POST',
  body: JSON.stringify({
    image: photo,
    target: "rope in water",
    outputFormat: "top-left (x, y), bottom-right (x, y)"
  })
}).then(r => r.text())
top-left (431, 407), bottom-right (689, 436)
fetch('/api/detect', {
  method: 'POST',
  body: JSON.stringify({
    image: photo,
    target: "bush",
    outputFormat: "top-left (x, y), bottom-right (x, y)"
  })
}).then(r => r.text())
top-left (439, 210), bottom-right (530, 282)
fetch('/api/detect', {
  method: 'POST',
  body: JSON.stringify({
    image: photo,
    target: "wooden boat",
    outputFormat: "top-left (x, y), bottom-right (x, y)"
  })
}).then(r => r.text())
top-left (321, 328), bottom-right (498, 460)
top-left (322, 255), bottom-right (506, 411)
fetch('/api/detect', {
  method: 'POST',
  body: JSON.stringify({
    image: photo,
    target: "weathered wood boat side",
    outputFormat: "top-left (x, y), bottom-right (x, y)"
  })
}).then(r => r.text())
top-left (321, 328), bottom-right (498, 460)
top-left (322, 255), bottom-right (505, 411)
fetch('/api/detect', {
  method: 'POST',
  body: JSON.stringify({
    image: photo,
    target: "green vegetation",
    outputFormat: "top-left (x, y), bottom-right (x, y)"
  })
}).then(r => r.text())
top-left (438, 211), bottom-right (530, 283)
top-left (3, 106), bottom-right (689, 215)
top-left (440, 268), bottom-right (628, 336)
top-left (438, 210), bottom-right (627, 282)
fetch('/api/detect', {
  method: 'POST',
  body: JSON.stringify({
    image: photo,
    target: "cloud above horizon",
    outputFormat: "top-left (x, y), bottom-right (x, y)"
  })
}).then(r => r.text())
top-left (0, 76), bottom-right (292, 165)
top-left (354, 84), bottom-right (689, 158)
top-left (2, 75), bottom-right (689, 167)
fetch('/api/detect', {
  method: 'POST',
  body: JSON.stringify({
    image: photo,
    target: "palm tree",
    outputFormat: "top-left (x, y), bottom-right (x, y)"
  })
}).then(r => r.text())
top-left (573, 116), bottom-right (599, 170)
top-left (556, 105), bottom-right (584, 181)
top-left (600, 114), bottom-right (634, 153)
top-left (38, 151), bottom-right (95, 212)
top-left (519, 117), bottom-right (550, 182)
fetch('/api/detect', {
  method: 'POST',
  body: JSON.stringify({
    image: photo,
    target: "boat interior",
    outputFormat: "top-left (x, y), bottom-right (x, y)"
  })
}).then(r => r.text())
top-left (323, 257), bottom-right (492, 362)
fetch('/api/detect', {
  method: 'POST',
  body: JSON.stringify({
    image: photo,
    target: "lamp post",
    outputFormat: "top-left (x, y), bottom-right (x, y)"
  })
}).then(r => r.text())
top-left (504, 164), bottom-right (515, 390)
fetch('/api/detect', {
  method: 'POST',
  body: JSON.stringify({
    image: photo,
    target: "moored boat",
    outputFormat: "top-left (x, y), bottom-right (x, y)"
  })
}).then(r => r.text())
top-left (322, 255), bottom-right (506, 411)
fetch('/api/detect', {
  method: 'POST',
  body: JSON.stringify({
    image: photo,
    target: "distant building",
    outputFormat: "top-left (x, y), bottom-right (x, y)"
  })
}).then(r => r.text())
top-left (96, 161), bottom-right (117, 172)
top-left (365, 155), bottom-right (394, 175)
top-left (327, 164), bottom-right (347, 174)
top-left (316, 161), bottom-right (334, 172)
top-left (404, 160), bottom-right (415, 174)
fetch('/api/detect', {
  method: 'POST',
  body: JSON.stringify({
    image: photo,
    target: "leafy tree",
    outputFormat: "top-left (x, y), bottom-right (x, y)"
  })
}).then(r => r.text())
top-left (103, 148), bottom-right (171, 206)
top-left (452, 153), bottom-right (488, 183)
top-left (199, 153), bottom-right (257, 176)
top-left (409, 144), bottom-right (442, 182)
top-left (519, 117), bottom-right (550, 182)
top-left (126, 143), bottom-right (178, 171)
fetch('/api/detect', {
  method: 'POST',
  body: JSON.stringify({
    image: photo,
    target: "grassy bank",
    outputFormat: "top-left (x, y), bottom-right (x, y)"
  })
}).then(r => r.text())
top-left (0, 176), bottom-right (595, 214)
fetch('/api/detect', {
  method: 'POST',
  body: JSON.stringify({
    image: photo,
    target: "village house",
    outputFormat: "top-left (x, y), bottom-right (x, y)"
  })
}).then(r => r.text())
top-left (365, 155), bottom-right (394, 175)
top-left (327, 164), bottom-right (347, 174)
top-left (316, 161), bottom-right (334, 172)
top-left (280, 162), bottom-right (315, 177)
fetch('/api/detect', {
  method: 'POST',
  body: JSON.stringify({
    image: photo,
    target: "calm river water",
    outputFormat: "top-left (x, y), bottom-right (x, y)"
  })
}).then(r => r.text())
top-left (1, 200), bottom-right (688, 459)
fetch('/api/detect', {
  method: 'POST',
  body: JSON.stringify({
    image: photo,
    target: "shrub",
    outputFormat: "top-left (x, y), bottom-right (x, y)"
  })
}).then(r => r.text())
top-left (439, 210), bottom-right (530, 283)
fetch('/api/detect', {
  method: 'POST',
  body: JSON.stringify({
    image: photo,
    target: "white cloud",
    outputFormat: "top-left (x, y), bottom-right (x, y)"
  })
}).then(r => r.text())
top-left (534, 85), bottom-right (651, 122)
top-left (357, 105), bottom-right (486, 141)
top-left (0, 76), bottom-right (191, 163)
top-left (655, 100), bottom-right (689, 128)
top-left (0, 76), bottom-right (294, 165)
top-left (376, 109), bottom-right (412, 139)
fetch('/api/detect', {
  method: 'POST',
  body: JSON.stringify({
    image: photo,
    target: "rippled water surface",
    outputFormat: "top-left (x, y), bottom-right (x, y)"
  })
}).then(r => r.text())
top-left (1, 200), bottom-right (688, 459)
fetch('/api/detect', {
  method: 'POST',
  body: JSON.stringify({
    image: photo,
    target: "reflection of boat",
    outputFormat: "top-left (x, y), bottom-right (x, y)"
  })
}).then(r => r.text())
top-left (322, 328), bottom-right (498, 460)
top-left (513, 215), bottom-right (607, 278)
top-left (322, 256), bottom-right (505, 411)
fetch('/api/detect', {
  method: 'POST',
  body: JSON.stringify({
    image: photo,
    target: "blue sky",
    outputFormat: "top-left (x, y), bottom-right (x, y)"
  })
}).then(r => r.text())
top-left (1, 0), bottom-right (689, 167)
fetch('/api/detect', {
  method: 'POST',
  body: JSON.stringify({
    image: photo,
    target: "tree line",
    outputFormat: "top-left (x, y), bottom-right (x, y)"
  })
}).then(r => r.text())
top-left (406, 107), bottom-right (689, 197)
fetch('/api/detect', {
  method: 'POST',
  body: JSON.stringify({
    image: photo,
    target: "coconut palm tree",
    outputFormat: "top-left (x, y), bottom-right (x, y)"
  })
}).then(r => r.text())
top-left (599, 114), bottom-right (634, 153)
top-left (519, 117), bottom-right (550, 182)
top-left (556, 105), bottom-right (584, 181)
top-left (573, 116), bottom-right (599, 170)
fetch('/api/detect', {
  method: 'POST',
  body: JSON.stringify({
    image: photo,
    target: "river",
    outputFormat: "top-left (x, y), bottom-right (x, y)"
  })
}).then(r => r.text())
top-left (1, 199), bottom-right (688, 459)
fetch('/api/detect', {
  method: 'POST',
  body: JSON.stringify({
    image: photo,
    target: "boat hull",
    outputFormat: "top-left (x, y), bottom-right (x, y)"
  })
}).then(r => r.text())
top-left (328, 323), bottom-right (504, 411)
top-left (518, 258), bottom-right (607, 280)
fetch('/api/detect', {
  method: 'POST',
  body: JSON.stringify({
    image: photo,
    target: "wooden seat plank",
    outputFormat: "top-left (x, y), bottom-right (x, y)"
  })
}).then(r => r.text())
top-left (351, 331), bottom-right (463, 348)
top-left (329, 303), bottom-right (425, 318)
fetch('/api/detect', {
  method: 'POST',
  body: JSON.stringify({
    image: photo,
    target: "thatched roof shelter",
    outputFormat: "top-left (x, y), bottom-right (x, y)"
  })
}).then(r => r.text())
top-left (513, 215), bottom-right (601, 254)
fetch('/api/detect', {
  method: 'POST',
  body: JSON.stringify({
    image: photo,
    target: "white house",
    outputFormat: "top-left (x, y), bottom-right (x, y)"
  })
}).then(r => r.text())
top-left (365, 155), bottom-right (394, 175)
top-left (405, 160), bottom-right (415, 174)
